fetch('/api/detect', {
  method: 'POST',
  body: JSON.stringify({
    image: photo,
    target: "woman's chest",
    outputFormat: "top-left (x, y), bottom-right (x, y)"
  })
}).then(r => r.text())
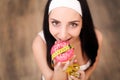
top-left (73, 45), bottom-right (88, 66)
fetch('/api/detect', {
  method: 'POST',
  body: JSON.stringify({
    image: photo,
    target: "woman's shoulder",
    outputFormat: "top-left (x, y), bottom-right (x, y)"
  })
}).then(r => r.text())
top-left (38, 30), bottom-right (46, 42)
top-left (95, 29), bottom-right (103, 48)
top-left (32, 33), bottom-right (53, 79)
top-left (33, 34), bottom-right (45, 46)
top-left (32, 31), bottom-right (46, 52)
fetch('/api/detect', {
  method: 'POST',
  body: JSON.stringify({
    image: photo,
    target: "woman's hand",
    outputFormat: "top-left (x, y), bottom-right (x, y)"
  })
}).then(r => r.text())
top-left (52, 55), bottom-right (78, 80)
top-left (70, 70), bottom-right (86, 80)
top-left (52, 61), bottom-right (70, 80)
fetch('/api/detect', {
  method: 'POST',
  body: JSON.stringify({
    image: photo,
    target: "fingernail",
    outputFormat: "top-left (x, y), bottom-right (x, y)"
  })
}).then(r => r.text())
top-left (66, 61), bottom-right (70, 64)
top-left (58, 62), bottom-right (61, 65)
top-left (74, 59), bottom-right (77, 62)
top-left (70, 76), bottom-right (74, 78)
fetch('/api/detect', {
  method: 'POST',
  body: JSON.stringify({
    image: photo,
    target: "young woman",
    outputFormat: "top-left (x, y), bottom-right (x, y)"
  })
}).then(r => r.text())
top-left (32, 0), bottom-right (102, 80)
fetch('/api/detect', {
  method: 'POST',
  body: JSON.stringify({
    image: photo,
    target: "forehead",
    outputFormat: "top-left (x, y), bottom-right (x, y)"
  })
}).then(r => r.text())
top-left (49, 7), bottom-right (81, 21)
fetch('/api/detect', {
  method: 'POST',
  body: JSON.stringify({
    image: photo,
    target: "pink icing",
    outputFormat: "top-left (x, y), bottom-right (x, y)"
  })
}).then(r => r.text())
top-left (51, 41), bottom-right (74, 62)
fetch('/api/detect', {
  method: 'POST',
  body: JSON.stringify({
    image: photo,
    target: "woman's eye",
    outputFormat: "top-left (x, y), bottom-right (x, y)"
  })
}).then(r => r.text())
top-left (51, 21), bottom-right (59, 26)
top-left (70, 23), bottom-right (78, 27)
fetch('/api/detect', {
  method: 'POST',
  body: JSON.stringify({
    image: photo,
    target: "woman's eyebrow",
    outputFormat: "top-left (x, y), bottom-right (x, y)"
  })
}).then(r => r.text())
top-left (49, 18), bottom-right (80, 23)
top-left (49, 18), bottom-right (60, 22)
top-left (69, 20), bottom-right (80, 23)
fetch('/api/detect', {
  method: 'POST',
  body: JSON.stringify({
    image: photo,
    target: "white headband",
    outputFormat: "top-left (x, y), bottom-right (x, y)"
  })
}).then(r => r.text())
top-left (48, 0), bottom-right (82, 16)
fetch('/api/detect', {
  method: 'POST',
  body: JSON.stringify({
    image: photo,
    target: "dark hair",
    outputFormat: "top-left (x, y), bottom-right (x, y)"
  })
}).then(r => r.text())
top-left (43, 0), bottom-right (98, 70)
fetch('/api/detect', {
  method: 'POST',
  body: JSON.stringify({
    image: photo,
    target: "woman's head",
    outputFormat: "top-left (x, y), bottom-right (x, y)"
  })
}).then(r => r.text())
top-left (43, 0), bottom-right (93, 42)
top-left (44, 0), bottom-right (83, 43)
top-left (43, 0), bottom-right (98, 69)
top-left (49, 7), bottom-right (82, 44)
top-left (48, 0), bottom-right (83, 43)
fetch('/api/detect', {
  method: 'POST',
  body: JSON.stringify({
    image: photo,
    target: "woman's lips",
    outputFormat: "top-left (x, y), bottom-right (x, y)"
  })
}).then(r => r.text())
top-left (56, 37), bottom-right (72, 42)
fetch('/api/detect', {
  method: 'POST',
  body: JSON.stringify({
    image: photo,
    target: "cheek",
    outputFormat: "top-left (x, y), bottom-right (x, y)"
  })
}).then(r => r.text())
top-left (49, 25), bottom-right (57, 37)
top-left (49, 26), bottom-right (54, 35)
top-left (71, 27), bottom-right (82, 37)
top-left (75, 30), bottom-right (81, 37)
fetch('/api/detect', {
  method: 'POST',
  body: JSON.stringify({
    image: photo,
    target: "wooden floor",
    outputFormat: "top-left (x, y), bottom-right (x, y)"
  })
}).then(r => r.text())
top-left (0, 0), bottom-right (120, 80)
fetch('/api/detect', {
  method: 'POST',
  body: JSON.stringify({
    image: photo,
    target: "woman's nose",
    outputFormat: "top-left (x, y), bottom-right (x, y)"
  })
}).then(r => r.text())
top-left (58, 27), bottom-right (69, 41)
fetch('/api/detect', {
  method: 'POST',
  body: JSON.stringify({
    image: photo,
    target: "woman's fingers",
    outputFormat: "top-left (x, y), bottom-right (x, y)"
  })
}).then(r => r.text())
top-left (70, 55), bottom-right (77, 64)
top-left (70, 76), bottom-right (79, 80)
top-left (53, 60), bottom-right (57, 66)
top-left (69, 70), bottom-right (85, 80)
top-left (63, 55), bottom-right (77, 71)
top-left (54, 55), bottom-right (78, 72)
top-left (53, 62), bottom-right (68, 80)
top-left (63, 61), bottom-right (70, 71)
top-left (54, 62), bottom-right (61, 70)
top-left (78, 70), bottom-right (86, 80)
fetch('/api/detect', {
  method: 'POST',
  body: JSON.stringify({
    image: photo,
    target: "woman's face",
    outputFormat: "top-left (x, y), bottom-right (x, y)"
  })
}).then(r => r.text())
top-left (49, 7), bottom-right (82, 44)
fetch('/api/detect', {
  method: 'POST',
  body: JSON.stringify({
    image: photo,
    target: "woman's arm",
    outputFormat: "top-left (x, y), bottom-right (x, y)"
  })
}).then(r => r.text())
top-left (32, 35), bottom-right (53, 80)
top-left (85, 29), bottom-right (103, 80)
top-left (32, 35), bottom-right (70, 80)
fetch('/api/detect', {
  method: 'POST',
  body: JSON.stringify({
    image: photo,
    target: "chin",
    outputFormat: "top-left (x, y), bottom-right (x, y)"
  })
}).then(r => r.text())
top-left (70, 38), bottom-right (79, 44)
top-left (68, 39), bottom-right (74, 44)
